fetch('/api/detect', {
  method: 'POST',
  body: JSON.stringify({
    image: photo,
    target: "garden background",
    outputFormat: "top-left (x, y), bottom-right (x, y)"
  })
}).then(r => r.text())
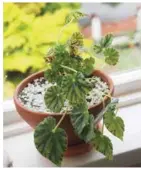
top-left (3, 3), bottom-right (141, 99)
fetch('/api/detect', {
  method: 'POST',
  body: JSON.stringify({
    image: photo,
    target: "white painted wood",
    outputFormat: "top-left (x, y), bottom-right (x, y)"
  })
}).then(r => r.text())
top-left (137, 7), bottom-right (141, 32)
top-left (112, 36), bottom-right (130, 46)
top-left (3, 99), bottom-right (22, 125)
top-left (3, 150), bottom-right (13, 167)
top-left (3, 122), bottom-right (32, 138)
top-left (111, 69), bottom-right (141, 96)
top-left (118, 91), bottom-right (141, 107)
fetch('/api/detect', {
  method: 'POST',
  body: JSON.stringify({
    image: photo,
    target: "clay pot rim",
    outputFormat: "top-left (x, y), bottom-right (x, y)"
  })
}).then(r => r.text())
top-left (13, 70), bottom-right (114, 117)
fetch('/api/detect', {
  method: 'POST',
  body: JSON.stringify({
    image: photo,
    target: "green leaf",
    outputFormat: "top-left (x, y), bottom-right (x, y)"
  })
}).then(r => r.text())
top-left (93, 45), bottom-right (102, 54)
top-left (65, 11), bottom-right (86, 24)
top-left (93, 130), bottom-right (113, 160)
top-left (103, 99), bottom-right (124, 140)
top-left (68, 32), bottom-right (83, 47)
top-left (78, 114), bottom-right (95, 143)
top-left (68, 55), bottom-right (83, 72)
top-left (82, 57), bottom-right (95, 75)
top-left (44, 86), bottom-right (65, 112)
top-left (52, 44), bottom-right (70, 73)
top-left (4, 52), bottom-right (44, 73)
top-left (100, 34), bottom-right (113, 48)
top-left (4, 34), bottom-right (26, 51)
top-left (68, 32), bottom-right (83, 48)
top-left (45, 48), bottom-right (55, 61)
top-left (44, 44), bottom-right (70, 84)
top-left (54, 44), bottom-right (69, 63)
top-left (4, 3), bottom-right (20, 23)
top-left (61, 73), bottom-right (91, 104)
top-left (68, 32), bottom-right (83, 55)
top-left (44, 69), bottom-right (60, 84)
top-left (70, 103), bottom-right (89, 135)
top-left (34, 117), bottom-right (67, 166)
top-left (104, 48), bottom-right (119, 65)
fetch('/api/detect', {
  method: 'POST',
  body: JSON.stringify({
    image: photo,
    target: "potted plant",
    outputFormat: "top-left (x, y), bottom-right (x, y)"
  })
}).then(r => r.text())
top-left (14, 11), bottom-right (124, 166)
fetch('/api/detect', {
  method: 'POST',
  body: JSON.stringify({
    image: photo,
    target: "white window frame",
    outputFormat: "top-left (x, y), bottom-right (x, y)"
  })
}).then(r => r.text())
top-left (112, 68), bottom-right (141, 96)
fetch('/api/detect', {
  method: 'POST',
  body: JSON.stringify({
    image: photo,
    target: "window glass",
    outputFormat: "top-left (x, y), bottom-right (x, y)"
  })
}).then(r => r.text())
top-left (3, 2), bottom-right (141, 99)
top-left (3, 2), bottom-right (82, 99)
top-left (80, 3), bottom-right (141, 74)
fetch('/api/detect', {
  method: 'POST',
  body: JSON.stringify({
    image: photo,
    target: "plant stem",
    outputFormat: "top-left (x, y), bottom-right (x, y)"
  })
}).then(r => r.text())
top-left (57, 18), bottom-right (73, 44)
top-left (91, 47), bottom-right (106, 68)
top-left (61, 64), bottom-right (77, 73)
top-left (102, 121), bottom-right (104, 134)
top-left (105, 93), bottom-right (112, 100)
top-left (52, 110), bottom-right (67, 133)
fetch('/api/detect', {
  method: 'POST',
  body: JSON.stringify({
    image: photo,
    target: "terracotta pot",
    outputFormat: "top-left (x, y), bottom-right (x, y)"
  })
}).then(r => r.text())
top-left (13, 70), bottom-right (114, 156)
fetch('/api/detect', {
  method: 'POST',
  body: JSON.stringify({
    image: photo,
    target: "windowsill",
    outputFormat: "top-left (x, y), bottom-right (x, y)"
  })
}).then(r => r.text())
top-left (4, 103), bottom-right (141, 167)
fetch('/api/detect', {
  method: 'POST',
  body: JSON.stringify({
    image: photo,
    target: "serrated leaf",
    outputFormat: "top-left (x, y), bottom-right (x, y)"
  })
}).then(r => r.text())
top-left (93, 130), bottom-right (113, 160)
top-left (44, 44), bottom-right (70, 84)
top-left (78, 114), bottom-right (95, 143)
top-left (68, 32), bottom-right (83, 55)
top-left (34, 117), bottom-right (67, 166)
top-left (44, 86), bottom-right (65, 112)
top-left (68, 32), bottom-right (83, 47)
top-left (100, 34), bottom-right (113, 48)
top-left (104, 111), bottom-right (124, 140)
top-left (4, 3), bottom-right (20, 23)
top-left (4, 52), bottom-right (44, 73)
top-left (45, 48), bottom-right (55, 62)
top-left (65, 11), bottom-right (86, 24)
top-left (54, 44), bottom-right (69, 62)
top-left (4, 34), bottom-right (26, 51)
top-left (104, 48), bottom-right (119, 65)
top-left (61, 73), bottom-right (91, 104)
top-left (82, 57), bottom-right (95, 75)
top-left (53, 44), bottom-right (70, 74)
top-left (70, 103), bottom-right (89, 135)
top-left (93, 45), bottom-right (102, 54)
top-left (44, 69), bottom-right (58, 83)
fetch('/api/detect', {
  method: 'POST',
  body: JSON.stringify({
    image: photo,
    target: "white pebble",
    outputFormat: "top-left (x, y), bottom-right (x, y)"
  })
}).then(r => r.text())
top-left (18, 77), bottom-right (110, 114)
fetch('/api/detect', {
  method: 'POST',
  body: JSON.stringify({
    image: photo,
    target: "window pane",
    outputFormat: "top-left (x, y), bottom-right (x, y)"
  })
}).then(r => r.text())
top-left (102, 46), bottom-right (141, 74)
top-left (80, 3), bottom-right (141, 74)
top-left (3, 2), bottom-right (141, 99)
top-left (3, 2), bottom-right (82, 99)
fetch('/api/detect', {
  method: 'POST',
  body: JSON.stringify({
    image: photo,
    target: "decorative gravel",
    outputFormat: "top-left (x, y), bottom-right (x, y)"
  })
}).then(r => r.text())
top-left (18, 76), bottom-right (110, 114)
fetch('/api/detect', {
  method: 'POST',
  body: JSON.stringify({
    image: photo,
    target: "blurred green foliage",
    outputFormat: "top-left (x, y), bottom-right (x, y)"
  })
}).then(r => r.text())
top-left (3, 2), bottom-right (93, 99)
